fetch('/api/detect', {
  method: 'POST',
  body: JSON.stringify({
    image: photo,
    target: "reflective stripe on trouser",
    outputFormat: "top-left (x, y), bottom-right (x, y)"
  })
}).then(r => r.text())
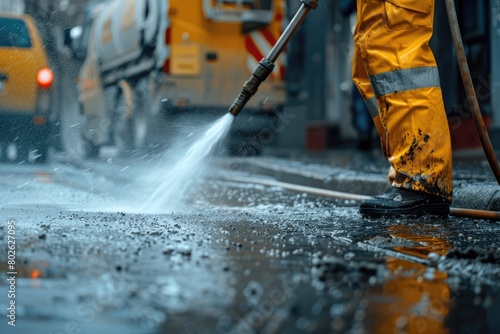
top-left (352, 0), bottom-right (452, 200)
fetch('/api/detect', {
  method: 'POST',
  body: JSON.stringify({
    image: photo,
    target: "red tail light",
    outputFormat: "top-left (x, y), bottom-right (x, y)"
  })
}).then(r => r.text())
top-left (165, 27), bottom-right (171, 45)
top-left (162, 58), bottom-right (170, 73)
top-left (37, 68), bottom-right (54, 88)
top-left (162, 27), bottom-right (171, 73)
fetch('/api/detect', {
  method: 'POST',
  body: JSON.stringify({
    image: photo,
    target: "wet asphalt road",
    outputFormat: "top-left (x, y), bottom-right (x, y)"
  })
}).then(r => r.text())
top-left (0, 153), bottom-right (499, 334)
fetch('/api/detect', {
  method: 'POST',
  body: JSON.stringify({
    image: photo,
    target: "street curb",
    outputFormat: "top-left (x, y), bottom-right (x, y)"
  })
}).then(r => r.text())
top-left (225, 159), bottom-right (388, 196)
top-left (220, 157), bottom-right (500, 213)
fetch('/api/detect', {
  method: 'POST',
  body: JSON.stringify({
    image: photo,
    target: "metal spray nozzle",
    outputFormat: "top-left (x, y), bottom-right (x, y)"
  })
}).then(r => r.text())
top-left (228, 59), bottom-right (274, 117)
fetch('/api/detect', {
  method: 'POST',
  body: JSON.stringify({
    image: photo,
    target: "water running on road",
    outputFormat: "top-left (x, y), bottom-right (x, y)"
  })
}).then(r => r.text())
top-left (140, 113), bottom-right (233, 213)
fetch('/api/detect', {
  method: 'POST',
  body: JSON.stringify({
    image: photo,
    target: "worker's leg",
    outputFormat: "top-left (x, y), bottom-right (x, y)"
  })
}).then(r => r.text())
top-left (352, 43), bottom-right (385, 150)
top-left (354, 0), bottom-right (452, 216)
top-left (352, 2), bottom-right (397, 181)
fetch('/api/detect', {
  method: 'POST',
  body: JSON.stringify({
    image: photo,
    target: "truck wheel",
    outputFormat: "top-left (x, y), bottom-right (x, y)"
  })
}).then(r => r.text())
top-left (34, 128), bottom-right (51, 163)
top-left (34, 144), bottom-right (49, 163)
top-left (113, 90), bottom-right (134, 152)
top-left (16, 142), bottom-right (30, 163)
top-left (78, 104), bottom-right (101, 159)
top-left (113, 78), bottom-right (151, 153)
top-left (82, 138), bottom-right (100, 158)
top-left (77, 134), bottom-right (99, 159)
top-left (132, 106), bottom-right (149, 149)
top-left (131, 78), bottom-right (152, 149)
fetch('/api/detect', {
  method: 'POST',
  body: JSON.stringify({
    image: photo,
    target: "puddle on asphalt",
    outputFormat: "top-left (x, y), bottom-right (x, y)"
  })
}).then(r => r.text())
top-left (360, 226), bottom-right (454, 333)
top-left (1, 206), bottom-right (497, 333)
top-left (171, 217), bottom-right (500, 333)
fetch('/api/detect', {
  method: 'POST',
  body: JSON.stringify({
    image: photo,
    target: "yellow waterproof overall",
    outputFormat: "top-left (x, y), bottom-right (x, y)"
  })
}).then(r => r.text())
top-left (353, 0), bottom-right (453, 201)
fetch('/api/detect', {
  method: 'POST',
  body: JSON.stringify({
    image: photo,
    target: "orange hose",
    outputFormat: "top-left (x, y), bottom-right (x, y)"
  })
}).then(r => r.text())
top-left (226, 175), bottom-right (500, 220)
top-left (450, 207), bottom-right (500, 220)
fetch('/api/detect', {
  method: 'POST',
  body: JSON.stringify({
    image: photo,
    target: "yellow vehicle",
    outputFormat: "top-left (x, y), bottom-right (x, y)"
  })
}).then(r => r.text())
top-left (0, 12), bottom-right (54, 162)
top-left (70, 0), bottom-right (286, 156)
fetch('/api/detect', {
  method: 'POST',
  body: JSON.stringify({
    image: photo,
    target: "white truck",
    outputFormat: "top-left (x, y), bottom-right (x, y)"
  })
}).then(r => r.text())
top-left (69, 0), bottom-right (287, 157)
top-left (0, 0), bottom-right (25, 14)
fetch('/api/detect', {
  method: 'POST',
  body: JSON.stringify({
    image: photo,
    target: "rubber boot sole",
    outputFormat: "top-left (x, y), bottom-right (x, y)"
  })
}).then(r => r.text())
top-left (359, 202), bottom-right (450, 218)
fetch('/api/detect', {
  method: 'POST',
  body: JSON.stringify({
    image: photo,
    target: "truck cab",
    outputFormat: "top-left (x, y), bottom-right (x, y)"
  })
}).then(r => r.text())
top-left (70, 0), bottom-right (286, 157)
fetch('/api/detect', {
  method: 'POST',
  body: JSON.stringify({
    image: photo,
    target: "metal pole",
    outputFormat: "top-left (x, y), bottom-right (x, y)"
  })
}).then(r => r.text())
top-left (267, 3), bottom-right (313, 62)
top-left (228, 0), bottom-right (319, 116)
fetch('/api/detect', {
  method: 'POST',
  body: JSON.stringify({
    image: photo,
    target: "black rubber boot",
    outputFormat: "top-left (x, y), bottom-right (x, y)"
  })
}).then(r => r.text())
top-left (359, 186), bottom-right (451, 218)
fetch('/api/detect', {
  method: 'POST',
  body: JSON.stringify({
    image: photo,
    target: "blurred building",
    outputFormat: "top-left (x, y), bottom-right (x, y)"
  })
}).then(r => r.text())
top-left (433, 0), bottom-right (500, 152)
top-left (280, 0), bottom-right (354, 152)
top-left (2, 0), bottom-right (499, 155)
top-left (282, 0), bottom-right (500, 154)
top-left (0, 0), bottom-right (25, 13)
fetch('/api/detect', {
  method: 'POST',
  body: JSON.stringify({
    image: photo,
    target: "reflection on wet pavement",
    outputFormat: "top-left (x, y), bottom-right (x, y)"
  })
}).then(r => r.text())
top-left (365, 224), bottom-right (452, 334)
top-left (0, 161), bottom-right (498, 334)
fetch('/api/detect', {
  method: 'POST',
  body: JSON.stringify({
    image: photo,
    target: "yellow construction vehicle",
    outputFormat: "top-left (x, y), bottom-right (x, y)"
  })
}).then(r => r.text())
top-left (68, 0), bottom-right (287, 157)
top-left (0, 12), bottom-right (54, 162)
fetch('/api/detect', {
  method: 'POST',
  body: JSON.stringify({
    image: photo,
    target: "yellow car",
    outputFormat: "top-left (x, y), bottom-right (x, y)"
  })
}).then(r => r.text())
top-left (0, 12), bottom-right (54, 163)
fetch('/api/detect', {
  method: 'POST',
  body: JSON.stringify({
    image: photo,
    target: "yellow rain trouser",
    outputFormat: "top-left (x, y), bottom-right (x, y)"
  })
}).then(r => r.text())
top-left (353, 0), bottom-right (453, 201)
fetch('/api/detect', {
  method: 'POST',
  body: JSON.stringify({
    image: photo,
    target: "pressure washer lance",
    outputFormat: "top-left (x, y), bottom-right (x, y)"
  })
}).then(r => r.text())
top-left (228, 0), bottom-right (319, 117)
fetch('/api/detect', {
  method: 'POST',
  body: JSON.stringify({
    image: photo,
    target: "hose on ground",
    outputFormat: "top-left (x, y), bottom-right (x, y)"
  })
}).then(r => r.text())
top-left (226, 175), bottom-right (500, 221)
